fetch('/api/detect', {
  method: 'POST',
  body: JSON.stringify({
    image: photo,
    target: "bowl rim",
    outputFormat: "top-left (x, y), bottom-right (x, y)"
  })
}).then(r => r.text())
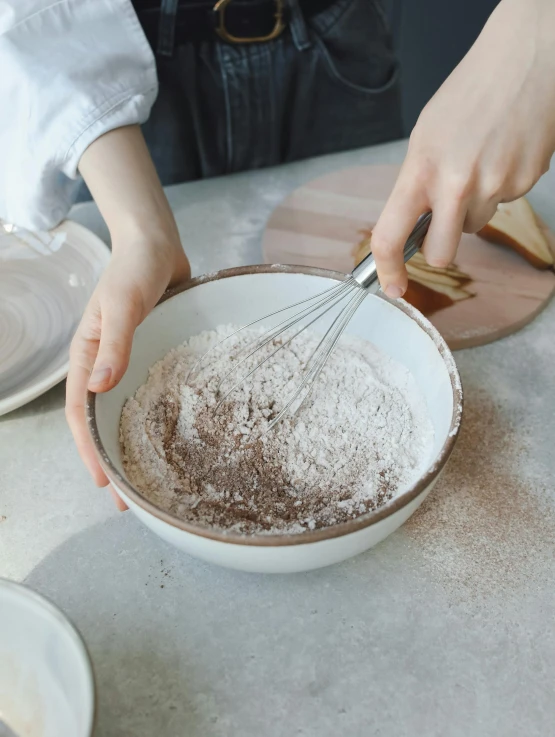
top-left (87, 264), bottom-right (463, 547)
top-left (0, 577), bottom-right (97, 736)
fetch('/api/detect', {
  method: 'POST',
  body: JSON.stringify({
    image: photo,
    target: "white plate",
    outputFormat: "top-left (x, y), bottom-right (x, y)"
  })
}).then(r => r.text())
top-left (0, 220), bottom-right (110, 416)
top-left (0, 578), bottom-right (96, 737)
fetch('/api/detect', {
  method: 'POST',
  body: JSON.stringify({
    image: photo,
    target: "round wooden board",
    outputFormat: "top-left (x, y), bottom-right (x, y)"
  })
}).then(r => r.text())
top-left (262, 165), bottom-right (555, 350)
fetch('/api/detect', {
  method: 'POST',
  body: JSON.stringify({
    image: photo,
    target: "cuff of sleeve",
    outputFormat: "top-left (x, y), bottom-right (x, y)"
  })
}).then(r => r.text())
top-left (62, 85), bottom-right (158, 179)
top-left (3, 87), bottom-right (158, 232)
top-left (0, 0), bottom-right (159, 231)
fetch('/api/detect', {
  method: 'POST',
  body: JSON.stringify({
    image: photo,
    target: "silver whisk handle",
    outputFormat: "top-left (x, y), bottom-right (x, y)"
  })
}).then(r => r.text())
top-left (351, 212), bottom-right (432, 290)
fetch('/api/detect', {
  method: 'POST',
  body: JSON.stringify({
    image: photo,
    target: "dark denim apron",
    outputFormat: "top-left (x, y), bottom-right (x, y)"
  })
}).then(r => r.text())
top-left (78, 0), bottom-right (402, 198)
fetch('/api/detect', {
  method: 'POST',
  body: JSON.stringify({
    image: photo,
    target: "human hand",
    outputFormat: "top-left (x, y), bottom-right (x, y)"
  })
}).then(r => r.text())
top-left (371, 0), bottom-right (555, 298)
top-left (65, 125), bottom-right (190, 508)
top-left (66, 236), bottom-right (190, 508)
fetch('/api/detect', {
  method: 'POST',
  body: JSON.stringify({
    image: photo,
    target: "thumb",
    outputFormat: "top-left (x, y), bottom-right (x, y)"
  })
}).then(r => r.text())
top-left (88, 293), bottom-right (143, 393)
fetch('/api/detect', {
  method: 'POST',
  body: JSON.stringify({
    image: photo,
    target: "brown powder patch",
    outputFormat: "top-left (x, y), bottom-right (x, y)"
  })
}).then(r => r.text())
top-left (405, 389), bottom-right (555, 598)
top-left (158, 397), bottom-right (394, 534)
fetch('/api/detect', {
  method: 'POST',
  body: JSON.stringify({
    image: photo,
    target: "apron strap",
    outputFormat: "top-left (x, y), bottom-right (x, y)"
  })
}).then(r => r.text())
top-left (288, 0), bottom-right (311, 51)
top-left (157, 0), bottom-right (179, 56)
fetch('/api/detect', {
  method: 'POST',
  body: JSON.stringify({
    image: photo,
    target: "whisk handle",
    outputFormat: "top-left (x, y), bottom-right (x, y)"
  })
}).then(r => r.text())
top-left (351, 211), bottom-right (432, 290)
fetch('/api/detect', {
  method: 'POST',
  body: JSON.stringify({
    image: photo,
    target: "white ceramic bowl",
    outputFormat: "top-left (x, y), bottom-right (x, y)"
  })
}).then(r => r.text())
top-left (88, 266), bottom-right (463, 573)
top-left (0, 579), bottom-right (95, 737)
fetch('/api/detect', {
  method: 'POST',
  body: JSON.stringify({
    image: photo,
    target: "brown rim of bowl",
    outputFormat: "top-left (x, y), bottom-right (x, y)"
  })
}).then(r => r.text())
top-left (87, 264), bottom-right (463, 547)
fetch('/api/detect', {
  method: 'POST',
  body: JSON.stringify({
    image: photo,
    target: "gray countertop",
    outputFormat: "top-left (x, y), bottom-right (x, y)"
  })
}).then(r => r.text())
top-left (2, 139), bottom-right (555, 737)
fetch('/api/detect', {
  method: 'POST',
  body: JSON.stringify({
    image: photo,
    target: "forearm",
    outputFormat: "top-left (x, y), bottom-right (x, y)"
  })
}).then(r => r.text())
top-left (482, 0), bottom-right (555, 54)
top-left (477, 0), bottom-right (555, 153)
top-left (79, 125), bottom-right (181, 252)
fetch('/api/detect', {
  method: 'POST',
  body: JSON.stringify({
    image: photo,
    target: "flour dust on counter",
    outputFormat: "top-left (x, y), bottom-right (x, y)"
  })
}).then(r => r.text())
top-left (120, 326), bottom-right (434, 535)
top-left (405, 389), bottom-right (555, 601)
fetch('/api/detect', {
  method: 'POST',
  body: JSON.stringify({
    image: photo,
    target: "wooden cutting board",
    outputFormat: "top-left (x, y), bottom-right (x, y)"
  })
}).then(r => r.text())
top-left (262, 165), bottom-right (555, 350)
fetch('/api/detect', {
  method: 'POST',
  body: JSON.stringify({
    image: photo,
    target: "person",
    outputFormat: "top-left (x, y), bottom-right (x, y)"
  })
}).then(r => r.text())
top-left (1, 0), bottom-right (554, 509)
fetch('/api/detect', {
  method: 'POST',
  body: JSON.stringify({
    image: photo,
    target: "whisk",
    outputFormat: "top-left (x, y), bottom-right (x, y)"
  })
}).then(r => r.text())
top-left (190, 212), bottom-right (432, 429)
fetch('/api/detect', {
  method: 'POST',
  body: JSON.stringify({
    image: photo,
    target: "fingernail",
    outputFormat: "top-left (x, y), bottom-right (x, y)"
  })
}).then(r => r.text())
top-left (89, 366), bottom-right (112, 388)
top-left (428, 258), bottom-right (450, 269)
top-left (385, 285), bottom-right (404, 299)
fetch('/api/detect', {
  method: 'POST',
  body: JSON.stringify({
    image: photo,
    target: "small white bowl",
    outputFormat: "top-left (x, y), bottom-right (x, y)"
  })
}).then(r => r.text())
top-left (88, 266), bottom-right (463, 573)
top-left (0, 578), bottom-right (95, 737)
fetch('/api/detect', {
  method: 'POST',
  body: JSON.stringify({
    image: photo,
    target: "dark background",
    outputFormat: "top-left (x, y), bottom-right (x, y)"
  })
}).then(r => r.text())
top-left (386, 0), bottom-right (501, 132)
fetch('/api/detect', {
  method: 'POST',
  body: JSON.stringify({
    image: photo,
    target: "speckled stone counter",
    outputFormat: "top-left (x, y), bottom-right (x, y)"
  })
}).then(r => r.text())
top-left (2, 140), bottom-right (555, 737)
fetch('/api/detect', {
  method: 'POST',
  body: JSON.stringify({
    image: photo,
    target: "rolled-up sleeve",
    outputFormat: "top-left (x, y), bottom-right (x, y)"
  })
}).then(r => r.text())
top-left (0, 0), bottom-right (158, 230)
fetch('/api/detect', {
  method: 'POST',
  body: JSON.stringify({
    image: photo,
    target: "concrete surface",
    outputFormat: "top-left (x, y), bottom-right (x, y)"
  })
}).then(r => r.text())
top-left (1, 139), bottom-right (555, 736)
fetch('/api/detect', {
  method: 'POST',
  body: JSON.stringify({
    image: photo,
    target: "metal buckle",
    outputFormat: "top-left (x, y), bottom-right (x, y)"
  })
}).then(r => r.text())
top-left (213, 0), bottom-right (285, 43)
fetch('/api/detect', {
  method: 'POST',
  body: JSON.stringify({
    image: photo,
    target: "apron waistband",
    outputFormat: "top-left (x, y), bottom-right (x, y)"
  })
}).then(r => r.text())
top-left (132, 0), bottom-right (331, 56)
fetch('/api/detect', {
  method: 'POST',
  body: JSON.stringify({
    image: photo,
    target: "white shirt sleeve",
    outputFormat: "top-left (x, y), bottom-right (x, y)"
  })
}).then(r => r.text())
top-left (0, 0), bottom-right (158, 230)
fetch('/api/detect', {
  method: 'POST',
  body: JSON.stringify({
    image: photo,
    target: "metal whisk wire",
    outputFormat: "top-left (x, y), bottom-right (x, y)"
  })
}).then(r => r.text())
top-left (189, 212), bottom-right (432, 428)
top-left (263, 285), bottom-right (368, 430)
top-left (186, 277), bottom-right (353, 383)
top-left (214, 276), bottom-right (360, 408)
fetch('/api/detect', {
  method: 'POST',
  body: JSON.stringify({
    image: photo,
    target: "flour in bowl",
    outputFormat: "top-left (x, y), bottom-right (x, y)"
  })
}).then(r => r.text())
top-left (119, 326), bottom-right (434, 535)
